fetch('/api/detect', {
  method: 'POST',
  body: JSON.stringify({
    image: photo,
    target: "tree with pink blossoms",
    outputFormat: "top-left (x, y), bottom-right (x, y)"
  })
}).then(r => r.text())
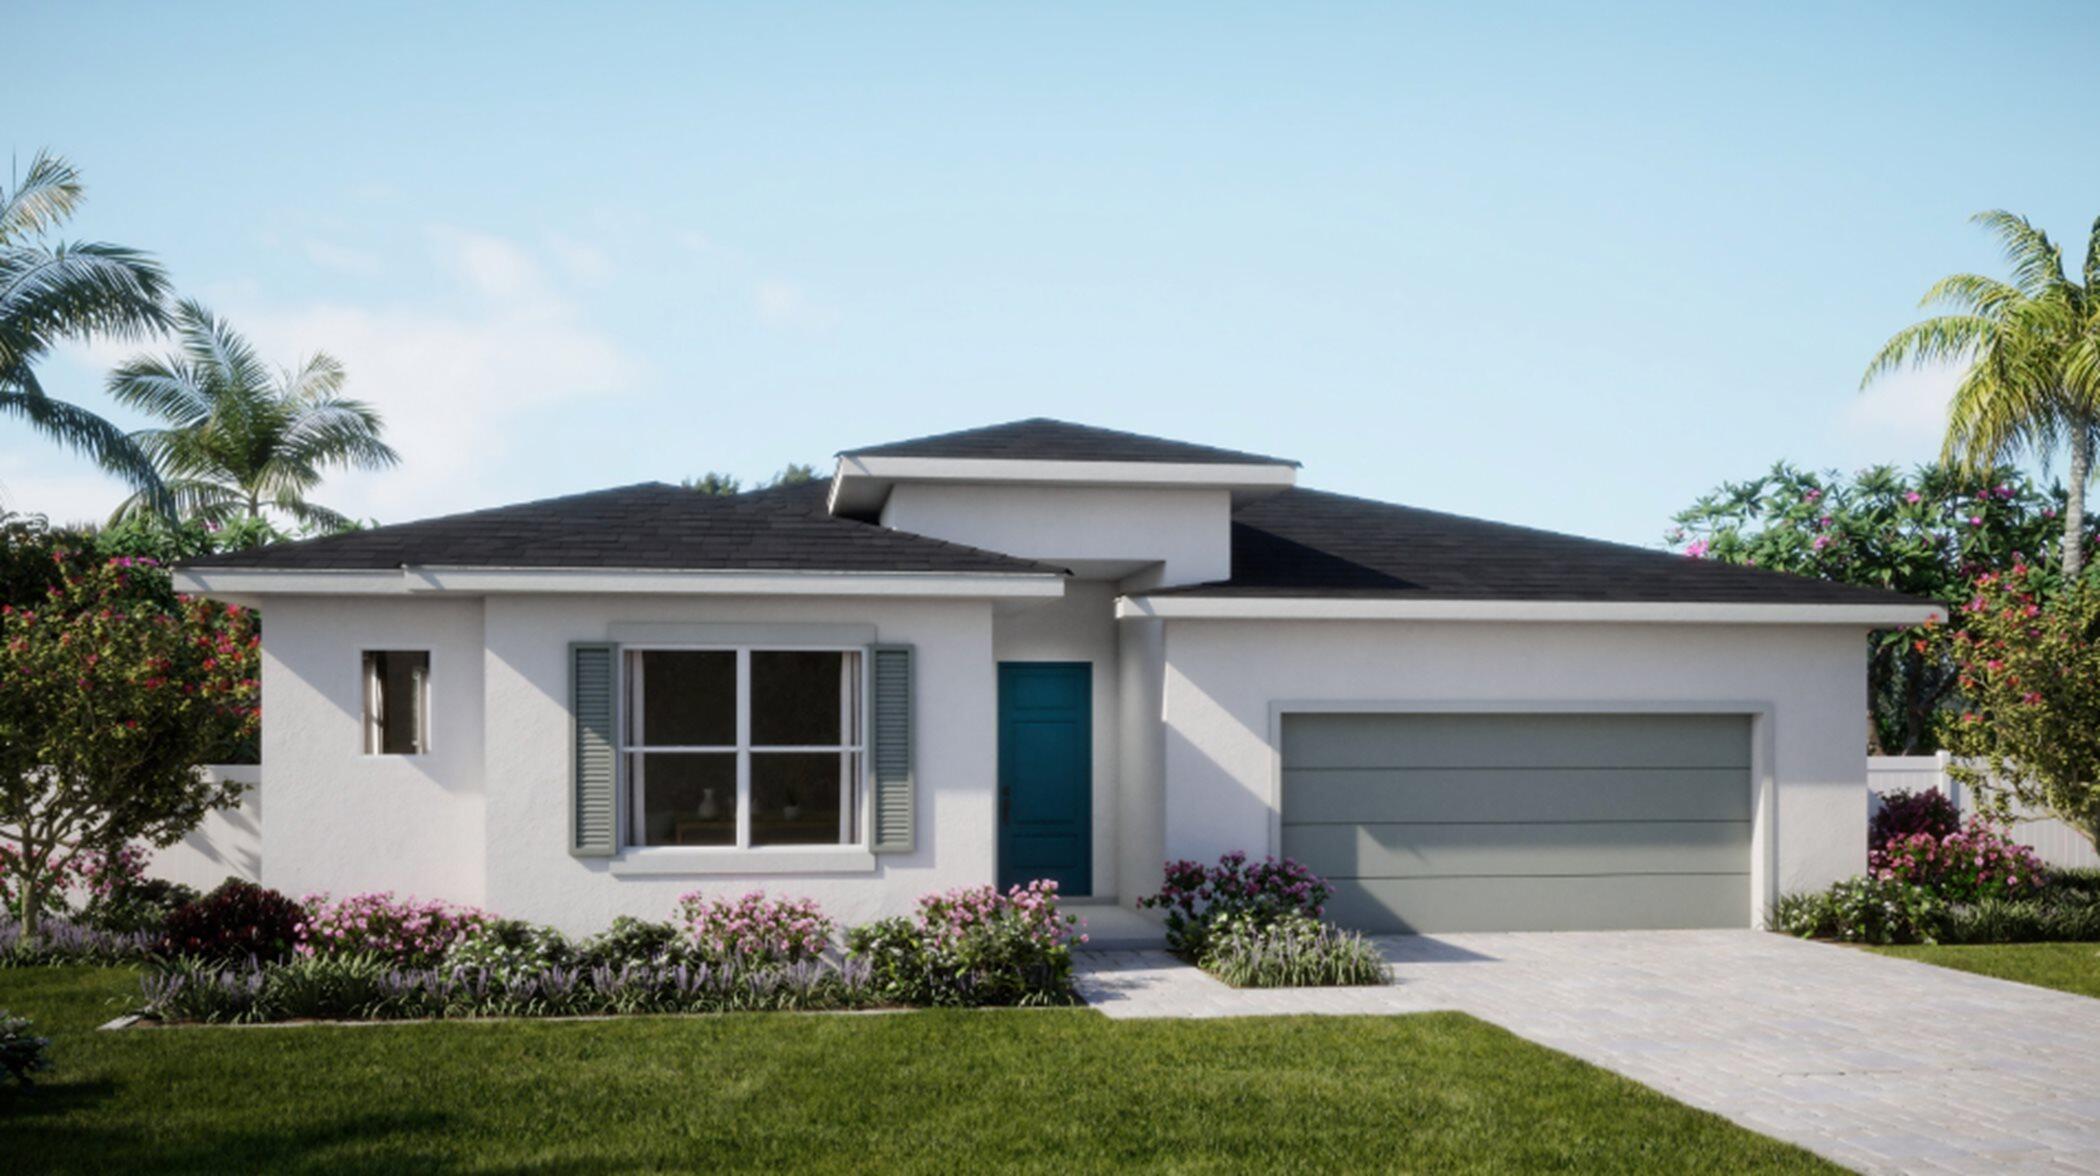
top-left (0, 548), bottom-right (257, 935)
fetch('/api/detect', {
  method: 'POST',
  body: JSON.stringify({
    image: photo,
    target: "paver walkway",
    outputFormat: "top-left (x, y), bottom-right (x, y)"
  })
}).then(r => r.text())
top-left (1074, 930), bottom-right (2100, 1174)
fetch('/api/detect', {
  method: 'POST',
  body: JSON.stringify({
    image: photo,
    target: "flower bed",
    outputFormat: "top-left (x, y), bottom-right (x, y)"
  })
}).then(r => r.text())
top-left (1771, 805), bottom-right (2100, 946)
top-left (1139, 853), bottom-right (1386, 988)
top-left (131, 882), bottom-right (1086, 1024)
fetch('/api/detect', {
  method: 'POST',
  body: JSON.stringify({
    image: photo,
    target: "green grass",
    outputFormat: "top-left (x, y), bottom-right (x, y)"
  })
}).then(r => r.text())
top-left (1869, 941), bottom-right (2100, 999)
top-left (0, 965), bottom-right (1832, 1174)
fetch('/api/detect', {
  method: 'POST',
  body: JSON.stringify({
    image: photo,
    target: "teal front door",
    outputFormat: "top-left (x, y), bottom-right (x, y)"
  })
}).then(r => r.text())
top-left (997, 662), bottom-right (1092, 895)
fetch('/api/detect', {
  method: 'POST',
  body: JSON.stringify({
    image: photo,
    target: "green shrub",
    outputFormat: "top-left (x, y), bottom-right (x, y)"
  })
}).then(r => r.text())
top-left (1769, 877), bottom-right (1946, 945)
top-left (260, 952), bottom-right (394, 1021)
top-left (576, 917), bottom-right (690, 970)
top-left (138, 956), bottom-right (267, 1023)
top-left (1199, 911), bottom-right (1387, 988)
top-left (443, 919), bottom-right (573, 984)
top-left (845, 882), bottom-right (1081, 1007)
top-left (1, 1011), bottom-right (50, 1086)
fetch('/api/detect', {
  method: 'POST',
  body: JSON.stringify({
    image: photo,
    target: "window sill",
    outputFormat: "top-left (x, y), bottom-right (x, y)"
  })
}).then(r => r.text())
top-left (607, 847), bottom-right (878, 877)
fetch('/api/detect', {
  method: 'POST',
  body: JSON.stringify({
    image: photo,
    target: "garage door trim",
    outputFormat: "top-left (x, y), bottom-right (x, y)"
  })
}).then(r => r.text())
top-left (1263, 699), bottom-right (1776, 929)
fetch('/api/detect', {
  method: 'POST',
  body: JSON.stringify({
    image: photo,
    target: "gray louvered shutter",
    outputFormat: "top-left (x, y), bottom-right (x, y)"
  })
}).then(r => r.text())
top-left (869, 644), bottom-right (915, 854)
top-left (570, 642), bottom-right (619, 857)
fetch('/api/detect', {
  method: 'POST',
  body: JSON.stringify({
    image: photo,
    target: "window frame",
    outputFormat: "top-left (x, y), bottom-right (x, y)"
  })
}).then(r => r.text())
top-left (617, 644), bottom-right (869, 851)
top-left (361, 649), bottom-right (433, 757)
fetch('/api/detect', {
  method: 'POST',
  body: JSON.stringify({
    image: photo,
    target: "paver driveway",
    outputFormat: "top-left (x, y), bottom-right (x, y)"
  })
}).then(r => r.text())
top-left (1074, 930), bottom-right (2100, 1174)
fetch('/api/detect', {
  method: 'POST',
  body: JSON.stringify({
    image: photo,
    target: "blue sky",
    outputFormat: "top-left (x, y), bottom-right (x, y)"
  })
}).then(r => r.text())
top-left (10, 1), bottom-right (2099, 544)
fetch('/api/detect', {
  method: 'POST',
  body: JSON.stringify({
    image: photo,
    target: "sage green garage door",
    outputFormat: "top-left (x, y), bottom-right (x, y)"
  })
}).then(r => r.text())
top-left (1280, 713), bottom-right (1753, 933)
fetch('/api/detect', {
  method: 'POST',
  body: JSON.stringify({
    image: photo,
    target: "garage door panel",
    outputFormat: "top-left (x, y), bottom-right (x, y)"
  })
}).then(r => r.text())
top-left (1281, 767), bottom-right (1754, 824)
top-left (1324, 875), bottom-right (1752, 934)
top-left (1281, 820), bottom-right (1751, 878)
top-left (1279, 712), bottom-right (1753, 932)
top-left (1282, 713), bottom-right (1751, 771)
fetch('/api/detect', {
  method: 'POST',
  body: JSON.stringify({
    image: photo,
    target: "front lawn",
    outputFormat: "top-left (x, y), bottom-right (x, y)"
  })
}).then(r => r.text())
top-left (0, 966), bottom-right (1830, 1173)
top-left (1869, 942), bottom-right (2100, 1000)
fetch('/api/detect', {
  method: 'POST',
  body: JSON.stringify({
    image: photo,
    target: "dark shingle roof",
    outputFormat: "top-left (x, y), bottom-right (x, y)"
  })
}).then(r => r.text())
top-left (177, 482), bottom-right (1060, 576)
top-left (1141, 488), bottom-right (1931, 607)
top-left (840, 417), bottom-right (1298, 467)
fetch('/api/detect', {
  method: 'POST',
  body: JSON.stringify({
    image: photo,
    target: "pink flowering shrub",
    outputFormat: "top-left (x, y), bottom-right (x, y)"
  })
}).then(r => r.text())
top-left (677, 891), bottom-right (834, 965)
top-left (1869, 816), bottom-right (2048, 902)
top-left (297, 891), bottom-right (494, 967)
top-left (846, 880), bottom-right (1084, 1006)
top-left (1138, 851), bottom-right (1332, 957)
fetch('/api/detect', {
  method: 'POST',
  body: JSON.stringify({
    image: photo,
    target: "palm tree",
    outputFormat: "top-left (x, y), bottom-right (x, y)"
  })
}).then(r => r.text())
top-left (1864, 211), bottom-right (2100, 578)
top-left (108, 301), bottom-right (398, 531)
top-left (0, 151), bottom-right (172, 512)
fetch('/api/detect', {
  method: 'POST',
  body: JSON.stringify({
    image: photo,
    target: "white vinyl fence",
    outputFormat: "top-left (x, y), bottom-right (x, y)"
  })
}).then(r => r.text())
top-left (1868, 754), bottom-right (2099, 871)
top-left (146, 764), bottom-right (263, 891)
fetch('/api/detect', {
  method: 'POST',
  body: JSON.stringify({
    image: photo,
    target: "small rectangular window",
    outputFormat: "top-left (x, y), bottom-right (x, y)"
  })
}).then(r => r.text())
top-left (363, 650), bottom-right (430, 755)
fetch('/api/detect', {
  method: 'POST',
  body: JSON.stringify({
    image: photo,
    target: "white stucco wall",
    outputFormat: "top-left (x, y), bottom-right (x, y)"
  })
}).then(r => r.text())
top-left (879, 483), bottom-right (1232, 589)
top-left (1158, 619), bottom-right (1872, 920)
top-left (993, 581), bottom-right (1120, 899)
top-left (480, 594), bottom-right (998, 933)
top-left (257, 596), bottom-right (487, 904)
top-left (1115, 615), bottom-right (1167, 906)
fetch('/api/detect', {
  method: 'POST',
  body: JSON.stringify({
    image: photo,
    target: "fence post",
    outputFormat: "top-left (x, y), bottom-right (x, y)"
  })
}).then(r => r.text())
top-left (1936, 750), bottom-right (1957, 813)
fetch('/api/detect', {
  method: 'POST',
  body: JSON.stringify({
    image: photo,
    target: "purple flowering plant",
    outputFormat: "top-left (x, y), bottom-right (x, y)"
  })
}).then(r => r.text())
top-left (1138, 851), bottom-right (1332, 957)
top-left (677, 891), bottom-right (834, 965)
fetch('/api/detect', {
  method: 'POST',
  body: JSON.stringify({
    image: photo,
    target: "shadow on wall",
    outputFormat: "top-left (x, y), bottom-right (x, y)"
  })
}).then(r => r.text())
top-left (148, 764), bottom-right (263, 889)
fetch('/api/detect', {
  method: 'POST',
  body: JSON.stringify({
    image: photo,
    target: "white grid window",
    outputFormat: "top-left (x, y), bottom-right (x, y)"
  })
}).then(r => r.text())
top-left (621, 648), bottom-right (864, 848)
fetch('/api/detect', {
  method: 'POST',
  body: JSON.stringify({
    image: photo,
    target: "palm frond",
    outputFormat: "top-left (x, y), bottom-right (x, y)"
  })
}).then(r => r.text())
top-left (0, 151), bottom-right (84, 244)
top-left (2087, 215), bottom-right (2100, 294)
top-left (1972, 210), bottom-right (2067, 297)
top-left (1861, 315), bottom-right (1991, 387)
top-left (106, 356), bottom-right (212, 426)
top-left (1917, 273), bottom-right (2021, 316)
top-left (0, 386), bottom-right (171, 516)
top-left (281, 352), bottom-right (347, 401)
top-left (172, 300), bottom-right (267, 393)
top-left (0, 242), bottom-right (171, 374)
top-left (277, 395), bottom-right (399, 471)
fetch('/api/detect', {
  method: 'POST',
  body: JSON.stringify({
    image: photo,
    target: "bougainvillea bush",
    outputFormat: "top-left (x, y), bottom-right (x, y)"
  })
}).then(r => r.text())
top-left (677, 891), bottom-right (833, 965)
top-left (1936, 563), bottom-right (2100, 854)
top-left (158, 880), bottom-right (303, 963)
top-left (847, 880), bottom-right (1084, 1007)
top-left (0, 546), bottom-right (258, 934)
top-left (1868, 816), bottom-right (2048, 902)
top-left (1669, 463), bottom-right (2081, 753)
top-left (1138, 852), bottom-right (1332, 958)
top-left (297, 892), bottom-right (493, 967)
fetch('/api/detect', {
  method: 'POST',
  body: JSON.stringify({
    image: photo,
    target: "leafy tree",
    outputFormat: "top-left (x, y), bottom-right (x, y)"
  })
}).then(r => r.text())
top-left (0, 151), bottom-right (172, 514)
top-left (764, 463), bottom-right (818, 488)
top-left (1938, 563), bottom-right (2100, 852)
top-left (1864, 211), bottom-right (2100, 578)
top-left (107, 301), bottom-right (396, 532)
top-left (1670, 462), bottom-right (2080, 753)
top-left (682, 464), bottom-right (820, 495)
top-left (0, 546), bottom-right (258, 935)
top-left (682, 472), bottom-right (741, 495)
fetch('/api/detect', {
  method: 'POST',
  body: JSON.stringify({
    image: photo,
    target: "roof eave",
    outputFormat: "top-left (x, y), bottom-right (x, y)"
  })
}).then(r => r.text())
top-left (828, 454), bottom-right (1299, 519)
top-left (1115, 595), bottom-right (1941, 626)
top-left (174, 565), bottom-right (1067, 600)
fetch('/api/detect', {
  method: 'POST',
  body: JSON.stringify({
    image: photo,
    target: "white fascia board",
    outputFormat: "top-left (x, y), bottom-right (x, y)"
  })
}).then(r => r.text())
top-left (1115, 595), bottom-right (1942, 627)
top-left (828, 454), bottom-right (1297, 515)
top-left (175, 566), bottom-right (1066, 600)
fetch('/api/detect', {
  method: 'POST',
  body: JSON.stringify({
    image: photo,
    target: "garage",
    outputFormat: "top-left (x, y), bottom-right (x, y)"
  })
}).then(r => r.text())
top-left (1280, 712), bottom-right (1754, 933)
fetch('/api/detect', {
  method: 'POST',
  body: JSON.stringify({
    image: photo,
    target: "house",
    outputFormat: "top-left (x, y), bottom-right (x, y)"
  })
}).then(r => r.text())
top-left (171, 419), bottom-right (1937, 937)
